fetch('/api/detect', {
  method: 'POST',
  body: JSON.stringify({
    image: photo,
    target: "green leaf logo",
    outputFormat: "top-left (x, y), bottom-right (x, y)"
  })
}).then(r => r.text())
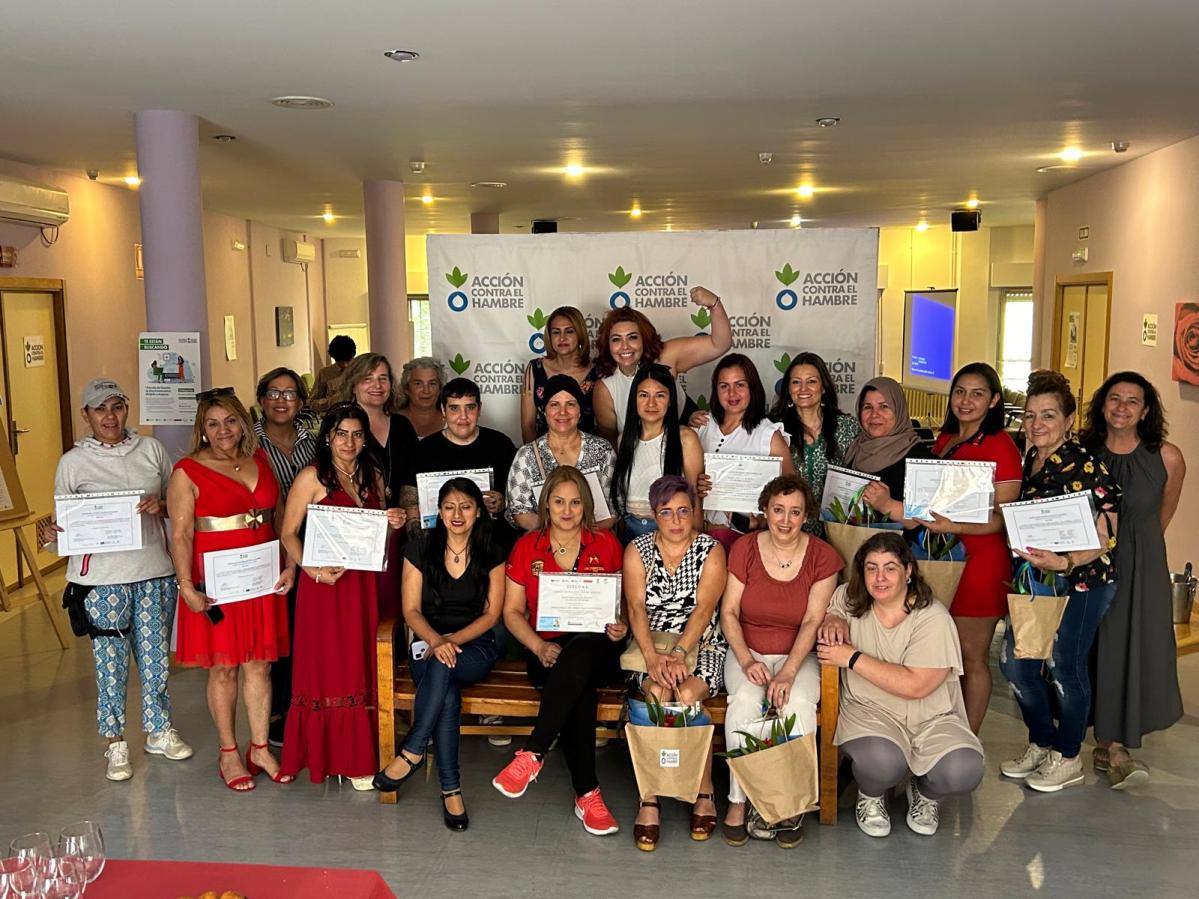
top-left (446, 266), bottom-right (468, 288)
top-left (449, 353), bottom-right (471, 375)
top-left (526, 307), bottom-right (548, 329)
top-left (690, 307), bottom-right (711, 329)
top-left (774, 263), bottom-right (799, 286)
top-left (773, 352), bottom-right (792, 373)
top-left (607, 266), bottom-right (633, 288)
top-left (695, 394), bottom-right (709, 411)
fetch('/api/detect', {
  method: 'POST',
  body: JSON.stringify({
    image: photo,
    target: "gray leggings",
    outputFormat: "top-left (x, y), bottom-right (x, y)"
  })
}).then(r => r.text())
top-left (842, 737), bottom-right (983, 800)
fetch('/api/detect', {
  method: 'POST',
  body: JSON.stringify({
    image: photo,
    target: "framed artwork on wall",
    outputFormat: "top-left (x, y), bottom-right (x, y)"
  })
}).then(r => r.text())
top-left (275, 306), bottom-right (294, 347)
top-left (1172, 301), bottom-right (1199, 385)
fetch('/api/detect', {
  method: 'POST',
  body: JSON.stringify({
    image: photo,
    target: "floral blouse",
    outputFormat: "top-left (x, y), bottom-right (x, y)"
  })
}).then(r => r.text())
top-left (1019, 439), bottom-right (1121, 591)
top-left (791, 413), bottom-right (862, 535)
top-left (505, 432), bottom-right (616, 526)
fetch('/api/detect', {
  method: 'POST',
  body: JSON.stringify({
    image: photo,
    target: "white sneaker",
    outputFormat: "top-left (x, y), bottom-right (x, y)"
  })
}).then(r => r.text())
top-left (482, 715), bottom-right (512, 747)
top-left (854, 791), bottom-right (890, 837)
top-left (1025, 751), bottom-right (1084, 792)
top-left (1000, 743), bottom-right (1050, 779)
top-left (349, 775), bottom-right (376, 792)
top-left (144, 727), bottom-right (194, 760)
top-left (906, 779), bottom-right (940, 835)
top-left (105, 741), bottom-right (133, 781)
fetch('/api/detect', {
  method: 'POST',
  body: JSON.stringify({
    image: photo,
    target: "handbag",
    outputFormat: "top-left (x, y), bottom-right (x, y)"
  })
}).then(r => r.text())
top-left (61, 583), bottom-right (125, 640)
top-left (620, 631), bottom-right (699, 673)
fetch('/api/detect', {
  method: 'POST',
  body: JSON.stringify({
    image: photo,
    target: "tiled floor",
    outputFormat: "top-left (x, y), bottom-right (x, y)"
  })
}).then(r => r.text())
top-left (2, 574), bottom-right (1196, 897)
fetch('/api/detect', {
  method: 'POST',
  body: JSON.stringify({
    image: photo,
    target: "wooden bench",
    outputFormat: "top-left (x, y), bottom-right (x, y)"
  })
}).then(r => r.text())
top-left (376, 614), bottom-right (841, 825)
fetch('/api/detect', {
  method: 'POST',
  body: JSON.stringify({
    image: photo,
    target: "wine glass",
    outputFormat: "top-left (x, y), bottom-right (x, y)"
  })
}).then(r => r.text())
top-left (56, 822), bottom-right (105, 884)
top-left (6, 833), bottom-right (51, 866)
top-left (0, 857), bottom-right (41, 899)
top-left (43, 856), bottom-right (86, 899)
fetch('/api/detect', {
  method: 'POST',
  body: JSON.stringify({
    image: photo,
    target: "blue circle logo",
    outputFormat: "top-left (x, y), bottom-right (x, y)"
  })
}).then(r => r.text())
top-left (448, 291), bottom-right (469, 312)
top-left (775, 289), bottom-right (798, 311)
top-left (609, 291), bottom-right (631, 309)
top-left (529, 333), bottom-right (546, 355)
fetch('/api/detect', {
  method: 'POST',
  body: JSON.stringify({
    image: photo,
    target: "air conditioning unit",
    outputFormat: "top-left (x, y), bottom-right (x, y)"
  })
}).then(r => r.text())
top-left (281, 238), bottom-right (316, 264)
top-left (0, 176), bottom-right (70, 228)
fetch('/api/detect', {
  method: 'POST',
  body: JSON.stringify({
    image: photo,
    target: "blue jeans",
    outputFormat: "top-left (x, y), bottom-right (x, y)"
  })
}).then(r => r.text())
top-left (404, 632), bottom-right (499, 790)
top-left (999, 581), bottom-right (1117, 758)
top-left (622, 513), bottom-right (657, 544)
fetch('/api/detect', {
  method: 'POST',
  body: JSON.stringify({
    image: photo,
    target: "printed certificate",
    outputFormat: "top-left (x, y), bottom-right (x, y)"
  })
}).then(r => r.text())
top-left (54, 490), bottom-right (144, 556)
top-left (1001, 492), bottom-right (1102, 553)
top-left (820, 465), bottom-right (880, 518)
top-left (417, 468), bottom-right (493, 528)
top-left (302, 505), bottom-right (390, 571)
top-left (536, 572), bottom-right (622, 633)
top-left (703, 453), bottom-right (782, 514)
top-left (904, 458), bottom-right (996, 524)
top-left (203, 540), bottom-right (282, 604)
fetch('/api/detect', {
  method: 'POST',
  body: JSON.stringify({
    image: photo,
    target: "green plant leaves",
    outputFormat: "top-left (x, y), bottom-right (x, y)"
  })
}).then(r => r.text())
top-left (446, 266), bottom-right (468, 288)
top-left (449, 353), bottom-right (471, 374)
top-left (608, 266), bottom-right (632, 288)
top-left (526, 307), bottom-right (548, 329)
top-left (691, 307), bottom-right (711, 329)
top-left (775, 263), bottom-right (799, 286)
top-left (695, 394), bottom-right (709, 411)
top-left (773, 352), bottom-right (792, 373)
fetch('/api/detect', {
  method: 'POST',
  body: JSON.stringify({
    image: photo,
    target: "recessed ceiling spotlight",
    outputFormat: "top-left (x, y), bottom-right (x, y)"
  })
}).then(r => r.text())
top-left (384, 49), bottom-right (420, 62)
top-left (212, 134), bottom-right (236, 142)
top-left (1111, 140), bottom-right (1130, 153)
top-left (322, 211), bottom-right (335, 223)
top-left (409, 160), bottom-right (426, 174)
top-left (471, 181), bottom-right (508, 189)
top-left (564, 164), bottom-right (585, 179)
top-left (915, 221), bottom-right (929, 232)
top-left (815, 117), bottom-right (840, 128)
top-left (630, 205), bottom-right (643, 218)
top-left (790, 214), bottom-right (802, 227)
top-left (124, 175), bottom-right (141, 187)
top-left (758, 152), bottom-right (773, 164)
top-left (966, 197), bottom-right (980, 209)
top-left (1059, 146), bottom-right (1083, 163)
top-left (796, 184), bottom-right (815, 199)
top-left (271, 95), bottom-right (334, 110)
top-left (421, 194), bottom-right (433, 205)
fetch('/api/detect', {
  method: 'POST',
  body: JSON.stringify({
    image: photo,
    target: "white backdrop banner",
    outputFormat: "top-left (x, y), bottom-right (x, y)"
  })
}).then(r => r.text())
top-left (427, 229), bottom-right (878, 443)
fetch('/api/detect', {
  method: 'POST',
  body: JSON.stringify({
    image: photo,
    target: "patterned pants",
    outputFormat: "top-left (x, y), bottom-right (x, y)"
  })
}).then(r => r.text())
top-left (84, 577), bottom-right (177, 738)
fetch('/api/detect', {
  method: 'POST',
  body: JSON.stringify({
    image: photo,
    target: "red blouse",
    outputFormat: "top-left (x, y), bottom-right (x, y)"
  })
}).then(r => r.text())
top-left (506, 528), bottom-right (623, 639)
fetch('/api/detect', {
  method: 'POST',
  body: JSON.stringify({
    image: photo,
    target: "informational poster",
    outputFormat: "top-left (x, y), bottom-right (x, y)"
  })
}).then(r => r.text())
top-left (1065, 311), bottom-right (1081, 368)
top-left (138, 331), bottom-right (201, 425)
top-left (224, 315), bottom-right (238, 361)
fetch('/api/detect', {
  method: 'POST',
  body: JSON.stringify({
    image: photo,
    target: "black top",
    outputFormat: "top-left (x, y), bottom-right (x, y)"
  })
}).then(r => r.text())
top-left (383, 414), bottom-right (419, 505)
top-left (530, 358), bottom-right (600, 436)
top-left (403, 531), bottom-right (504, 633)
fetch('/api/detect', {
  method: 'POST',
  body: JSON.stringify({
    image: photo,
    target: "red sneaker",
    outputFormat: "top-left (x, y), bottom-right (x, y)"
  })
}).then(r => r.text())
top-left (574, 787), bottom-right (620, 835)
top-left (492, 750), bottom-right (543, 798)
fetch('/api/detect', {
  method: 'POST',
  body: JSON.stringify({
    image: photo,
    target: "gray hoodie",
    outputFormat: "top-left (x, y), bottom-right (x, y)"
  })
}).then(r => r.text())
top-left (53, 430), bottom-right (174, 586)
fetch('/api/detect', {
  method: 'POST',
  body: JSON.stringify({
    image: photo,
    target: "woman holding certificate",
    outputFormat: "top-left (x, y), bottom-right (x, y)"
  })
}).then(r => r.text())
top-left (924, 363), bottom-right (1023, 734)
top-left (168, 388), bottom-right (295, 792)
top-left (278, 403), bottom-right (406, 787)
top-left (610, 365), bottom-right (704, 540)
top-left (373, 478), bottom-right (505, 830)
top-left (493, 467), bottom-right (627, 838)
top-left (1081, 372), bottom-right (1185, 787)
top-left (998, 370), bottom-right (1121, 794)
top-left (720, 475), bottom-right (842, 847)
top-left (506, 375), bottom-right (616, 531)
top-left (623, 474), bottom-right (726, 850)
top-left (39, 378), bottom-right (191, 782)
top-left (695, 353), bottom-right (795, 550)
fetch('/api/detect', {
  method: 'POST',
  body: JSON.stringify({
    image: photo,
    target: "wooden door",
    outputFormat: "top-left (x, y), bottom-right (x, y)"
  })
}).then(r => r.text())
top-left (1053, 276), bottom-right (1112, 411)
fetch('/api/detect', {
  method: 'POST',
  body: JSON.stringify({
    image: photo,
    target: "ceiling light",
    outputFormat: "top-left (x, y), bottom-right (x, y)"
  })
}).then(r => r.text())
top-left (815, 117), bottom-right (840, 128)
top-left (212, 134), bottom-right (236, 143)
top-left (383, 49), bottom-right (420, 62)
top-left (471, 181), bottom-right (508, 189)
top-left (564, 164), bottom-right (585, 179)
top-left (421, 194), bottom-right (433, 205)
top-left (322, 211), bottom-right (335, 223)
top-left (630, 205), bottom-right (642, 218)
top-left (270, 96), bottom-right (334, 110)
top-left (796, 184), bottom-right (815, 199)
top-left (409, 160), bottom-right (425, 174)
top-left (123, 175), bottom-right (141, 187)
top-left (1112, 140), bottom-right (1130, 153)
top-left (758, 152), bottom-right (773, 164)
top-left (915, 221), bottom-right (929, 232)
top-left (1059, 146), bottom-right (1083, 163)
top-left (966, 197), bottom-right (979, 209)
top-left (790, 214), bottom-right (802, 227)
top-left (1036, 165), bottom-right (1068, 173)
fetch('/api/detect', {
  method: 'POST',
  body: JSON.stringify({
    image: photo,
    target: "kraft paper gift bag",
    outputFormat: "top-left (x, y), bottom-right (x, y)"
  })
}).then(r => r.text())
top-left (824, 521), bottom-right (903, 575)
top-left (626, 723), bottom-right (714, 803)
top-left (1006, 591), bottom-right (1069, 660)
top-left (917, 559), bottom-right (967, 608)
top-left (727, 731), bottom-right (820, 826)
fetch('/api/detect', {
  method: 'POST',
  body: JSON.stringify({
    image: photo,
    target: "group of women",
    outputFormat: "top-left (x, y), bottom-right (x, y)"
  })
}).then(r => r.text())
top-left (46, 290), bottom-right (1186, 848)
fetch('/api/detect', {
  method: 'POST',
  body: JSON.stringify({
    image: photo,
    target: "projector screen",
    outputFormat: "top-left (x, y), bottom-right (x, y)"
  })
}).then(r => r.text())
top-left (902, 289), bottom-right (957, 394)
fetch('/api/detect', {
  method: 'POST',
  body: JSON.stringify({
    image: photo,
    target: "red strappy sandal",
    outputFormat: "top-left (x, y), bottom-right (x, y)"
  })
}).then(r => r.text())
top-left (218, 745), bottom-right (256, 792)
top-left (246, 742), bottom-right (295, 784)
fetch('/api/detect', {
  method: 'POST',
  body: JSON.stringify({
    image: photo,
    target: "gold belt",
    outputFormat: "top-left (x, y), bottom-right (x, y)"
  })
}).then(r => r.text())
top-left (195, 508), bottom-right (273, 532)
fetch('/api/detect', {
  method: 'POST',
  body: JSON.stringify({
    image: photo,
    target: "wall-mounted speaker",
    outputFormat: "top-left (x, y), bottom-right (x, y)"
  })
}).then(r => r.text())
top-left (951, 210), bottom-right (981, 232)
top-left (532, 219), bottom-right (558, 234)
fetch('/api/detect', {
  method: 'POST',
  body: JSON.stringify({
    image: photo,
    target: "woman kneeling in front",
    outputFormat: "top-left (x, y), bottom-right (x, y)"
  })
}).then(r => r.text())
top-left (817, 532), bottom-right (983, 838)
top-left (492, 466), bottom-right (627, 837)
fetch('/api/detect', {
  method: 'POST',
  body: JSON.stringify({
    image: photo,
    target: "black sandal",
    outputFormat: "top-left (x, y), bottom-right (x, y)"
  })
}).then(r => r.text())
top-left (442, 789), bottom-right (469, 831)
top-left (372, 751), bottom-right (425, 793)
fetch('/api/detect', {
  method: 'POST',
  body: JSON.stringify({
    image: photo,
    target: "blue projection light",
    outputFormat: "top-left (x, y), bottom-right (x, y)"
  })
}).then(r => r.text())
top-left (908, 293), bottom-right (955, 380)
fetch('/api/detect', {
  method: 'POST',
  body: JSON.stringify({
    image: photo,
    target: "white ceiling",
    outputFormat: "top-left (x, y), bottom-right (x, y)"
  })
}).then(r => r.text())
top-left (3, 1), bottom-right (1199, 236)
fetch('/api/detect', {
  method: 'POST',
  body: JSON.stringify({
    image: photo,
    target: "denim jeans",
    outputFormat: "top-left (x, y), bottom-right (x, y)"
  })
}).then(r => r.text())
top-left (403, 632), bottom-right (498, 790)
top-left (999, 580), bottom-right (1117, 758)
top-left (622, 513), bottom-right (657, 544)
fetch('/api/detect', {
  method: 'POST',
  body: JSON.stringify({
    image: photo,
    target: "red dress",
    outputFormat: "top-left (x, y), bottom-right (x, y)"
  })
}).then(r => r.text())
top-left (932, 430), bottom-right (1023, 617)
top-left (175, 452), bottom-right (289, 667)
top-left (281, 488), bottom-right (380, 782)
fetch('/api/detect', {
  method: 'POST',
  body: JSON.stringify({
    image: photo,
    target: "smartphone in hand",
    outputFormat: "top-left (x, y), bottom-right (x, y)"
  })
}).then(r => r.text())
top-left (205, 606), bottom-right (225, 626)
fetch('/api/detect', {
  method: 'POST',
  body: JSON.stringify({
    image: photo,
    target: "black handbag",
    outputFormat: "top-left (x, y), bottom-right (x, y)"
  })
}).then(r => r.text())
top-left (61, 583), bottom-right (125, 639)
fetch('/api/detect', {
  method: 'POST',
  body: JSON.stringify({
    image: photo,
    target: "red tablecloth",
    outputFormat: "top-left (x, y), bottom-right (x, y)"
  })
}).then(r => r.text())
top-left (89, 860), bottom-right (395, 898)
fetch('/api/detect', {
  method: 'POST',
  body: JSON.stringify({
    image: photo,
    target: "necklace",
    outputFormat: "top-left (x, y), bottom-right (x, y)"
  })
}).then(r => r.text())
top-left (446, 539), bottom-right (469, 564)
top-left (655, 536), bottom-right (689, 575)
top-left (552, 535), bottom-right (580, 556)
top-left (213, 451), bottom-right (242, 473)
top-left (333, 460), bottom-right (358, 479)
top-left (766, 534), bottom-right (801, 569)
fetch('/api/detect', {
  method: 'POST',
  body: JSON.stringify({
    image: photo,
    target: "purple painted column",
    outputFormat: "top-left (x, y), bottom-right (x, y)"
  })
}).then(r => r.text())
top-left (363, 180), bottom-right (411, 364)
top-left (135, 109), bottom-right (209, 460)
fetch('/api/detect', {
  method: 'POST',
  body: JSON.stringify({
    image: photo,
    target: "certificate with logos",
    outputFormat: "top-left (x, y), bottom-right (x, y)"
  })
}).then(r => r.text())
top-left (820, 465), bottom-right (880, 518)
top-left (536, 572), bottom-right (622, 633)
top-left (703, 453), bottom-right (782, 514)
top-left (1001, 492), bottom-right (1102, 554)
top-left (903, 458), bottom-right (996, 524)
top-left (203, 540), bottom-right (281, 604)
top-left (416, 468), bottom-right (493, 528)
top-left (54, 490), bottom-right (144, 556)
top-left (302, 505), bottom-right (390, 571)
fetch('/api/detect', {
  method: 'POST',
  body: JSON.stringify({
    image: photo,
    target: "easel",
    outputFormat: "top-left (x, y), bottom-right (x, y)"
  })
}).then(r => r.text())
top-left (0, 512), bottom-right (69, 648)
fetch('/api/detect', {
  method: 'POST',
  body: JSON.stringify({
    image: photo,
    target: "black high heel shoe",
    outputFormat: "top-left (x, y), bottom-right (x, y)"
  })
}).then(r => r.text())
top-left (442, 789), bottom-right (469, 831)
top-left (372, 751), bottom-right (425, 793)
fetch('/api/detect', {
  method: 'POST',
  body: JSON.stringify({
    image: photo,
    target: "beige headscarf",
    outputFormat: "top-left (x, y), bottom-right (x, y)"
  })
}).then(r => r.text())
top-left (842, 377), bottom-right (922, 473)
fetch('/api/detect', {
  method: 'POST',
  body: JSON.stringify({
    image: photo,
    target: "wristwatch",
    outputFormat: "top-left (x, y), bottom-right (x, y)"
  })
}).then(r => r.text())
top-left (669, 645), bottom-right (687, 658)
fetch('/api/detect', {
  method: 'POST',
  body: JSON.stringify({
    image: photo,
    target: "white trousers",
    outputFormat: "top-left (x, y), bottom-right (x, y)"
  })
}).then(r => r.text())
top-left (723, 650), bottom-right (820, 803)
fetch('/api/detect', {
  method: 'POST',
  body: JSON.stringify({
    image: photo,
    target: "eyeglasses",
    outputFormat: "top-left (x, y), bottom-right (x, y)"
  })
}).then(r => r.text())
top-left (196, 386), bottom-right (235, 403)
top-left (264, 389), bottom-right (300, 401)
top-left (655, 506), bottom-right (693, 521)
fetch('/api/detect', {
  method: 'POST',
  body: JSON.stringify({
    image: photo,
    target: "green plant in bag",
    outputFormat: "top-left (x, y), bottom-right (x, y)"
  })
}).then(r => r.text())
top-left (718, 711), bottom-right (798, 758)
top-left (644, 690), bottom-right (702, 728)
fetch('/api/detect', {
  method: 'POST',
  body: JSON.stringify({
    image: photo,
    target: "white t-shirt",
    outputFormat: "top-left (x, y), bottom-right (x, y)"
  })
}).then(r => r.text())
top-left (695, 417), bottom-right (788, 527)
